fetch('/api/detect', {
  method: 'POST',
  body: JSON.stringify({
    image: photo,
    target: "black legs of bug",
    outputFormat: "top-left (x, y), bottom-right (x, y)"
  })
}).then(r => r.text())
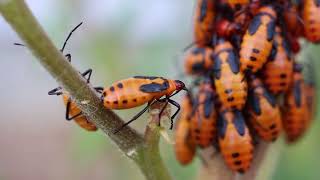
top-left (158, 97), bottom-right (181, 129)
top-left (48, 87), bottom-right (63, 96)
top-left (81, 69), bottom-right (92, 83)
top-left (113, 103), bottom-right (151, 134)
top-left (65, 99), bottom-right (83, 121)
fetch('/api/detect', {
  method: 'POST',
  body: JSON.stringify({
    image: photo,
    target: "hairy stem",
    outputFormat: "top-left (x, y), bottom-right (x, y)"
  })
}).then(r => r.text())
top-left (0, 0), bottom-right (171, 179)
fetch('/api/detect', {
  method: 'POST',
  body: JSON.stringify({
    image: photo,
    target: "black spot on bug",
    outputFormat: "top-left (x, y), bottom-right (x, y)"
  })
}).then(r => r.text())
top-left (238, 168), bottom-right (245, 174)
top-left (133, 99), bottom-right (137, 102)
top-left (235, 4), bottom-right (242, 11)
top-left (269, 124), bottom-right (276, 130)
top-left (103, 92), bottom-right (107, 96)
top-left (247, 65), bottom-right (254, 70)
top-left (113, 101), bottom-right (118, 104)
top-left (106, 101), bottom-right (110, 104)
top-left (232, 152), bottom-right (240, 158)
top-left (225, 89), bottom-right (233, 94)
top-left (110, 86), bottom-right (115, 92)
top-left (234, 160), bottom-right (242, 166)
top-left (250, 56), bottom-right (257, 61)
top-left (117, 83), bottom-right (124, 88)
top-left (227, 97), bottom-right (235, 102)
top-left (252, 48), bottom-right (260, 54)
top-left (248, 15), bottom-right (262, 36)
top-left (192, 62), bottom-right (206, 73)
top-left (122, 100), bottom-right (128, 104)
top-left (280, 74), bottom-right (287, 78)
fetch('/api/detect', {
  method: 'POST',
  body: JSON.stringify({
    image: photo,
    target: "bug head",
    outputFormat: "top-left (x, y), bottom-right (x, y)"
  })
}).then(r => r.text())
top-left (174, 80), bottom-right (188, 92)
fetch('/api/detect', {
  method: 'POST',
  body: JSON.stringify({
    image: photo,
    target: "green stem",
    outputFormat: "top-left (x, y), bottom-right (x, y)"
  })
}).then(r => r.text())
top-left (0, 1), bottom-right (171, 179)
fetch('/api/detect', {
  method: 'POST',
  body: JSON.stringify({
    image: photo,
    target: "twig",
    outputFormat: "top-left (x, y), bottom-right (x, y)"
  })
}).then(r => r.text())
top-left (0, 1), bottom-right (171, 179)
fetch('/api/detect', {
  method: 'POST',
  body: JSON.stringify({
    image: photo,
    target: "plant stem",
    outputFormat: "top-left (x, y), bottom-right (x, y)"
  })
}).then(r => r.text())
top-left (0, 1), bottom-right (171, 179)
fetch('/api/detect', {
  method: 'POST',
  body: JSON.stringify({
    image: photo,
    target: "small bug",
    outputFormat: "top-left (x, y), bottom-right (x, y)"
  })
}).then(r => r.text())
top-left (282, 64), bottom-right (310, 143)
top-left (302, 0), bottom-right (320, 43)
top-left (212, 39), bottom-right (248, 110)
top-left (262, 26), bottom-right (293, 94)
top-left (194, 0), bottom-right (216, 46)
top-left (175, 95), bottom-right (196, 165)
top-left (283, 3), bottom-right (303, 37)
top-left (48, 22), bottom-right (102, 132)
top-left (184, 46), bottom-right (215, 75)
top-left (218, 109), bottom-right (254, 173)
top-left (102, 76), bottom-right (187, 133)
top-left (190, 77), bottom-right (217, 148)
top-left (239, 5), bottom-right (277, 73)
top-left (247, 74), bottom-right (282, 142)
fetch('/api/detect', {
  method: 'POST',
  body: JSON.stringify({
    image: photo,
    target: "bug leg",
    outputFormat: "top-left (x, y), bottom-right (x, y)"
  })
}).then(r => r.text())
top-left (94, 87), bottom-right (104, 94)
top-left (65, 54), bottom-right (72, 62)
top-left (168, 99), bottom-right (181, 129)
top-left (158, 99), bottom-right (169, 126)
top-left (65, 99), bottom-right (83, 121)
top-left (81, 69), bottom-right (93, 83)
top-left (113, 104), bottom-right (150, 134)
top-left (48, 87), bottom-right (63, 96)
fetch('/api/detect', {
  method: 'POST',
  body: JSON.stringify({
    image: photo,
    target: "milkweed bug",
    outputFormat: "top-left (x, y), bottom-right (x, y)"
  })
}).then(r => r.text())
top-left (101, 76), bottom-right (187, 133)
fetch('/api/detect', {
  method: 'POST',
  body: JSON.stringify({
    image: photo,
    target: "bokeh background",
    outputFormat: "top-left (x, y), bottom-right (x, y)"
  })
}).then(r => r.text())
top-left (0, 1), bottom-right (319, 180)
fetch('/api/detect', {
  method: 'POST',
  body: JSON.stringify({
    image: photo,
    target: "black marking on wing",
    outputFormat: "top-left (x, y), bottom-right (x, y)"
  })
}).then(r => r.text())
top-left (263, 90), bottom-right (277, 107)
top-left (233, 110), bottom-right (246, 136)
top-left (248, 15), bottom-right (262, 36)
top-left (199, 0), bottom-right (208, 22)
top-left (192, 47), bottom-right (206, 54)
top-left (249, 91), bottom-right (261, 115)
top-left (217, 113), bottom-right (228, 138)
top-left (139, 81), bottom-right (169, 93)
top-left (267, 21), bottom-right (276, 41)
top-left (282, 39), bottom-right (291, 58)
top-left (133, 76), bottom-right (160, 80)
top-left (293, 80), bottom-right (302, 107)
top-left (192, 62), bottom-right (206, 73)
top-left (213, 54), bottom-right (222, 79)
top-left (203, 92), bottom-right (214, 118)
top-left (268, 42), bottom-right (277, 61)
top-left (227, 51), bottom-right (240, 74)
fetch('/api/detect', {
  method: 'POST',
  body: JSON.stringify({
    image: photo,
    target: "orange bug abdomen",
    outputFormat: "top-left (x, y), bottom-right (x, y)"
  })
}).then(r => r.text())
top-left (62, 93), bottom-right (97, 131)
top-left (282, 64), bottom-right (310, 143)
top-left (175, 95), bottom-right (196, 165)
top-left (213, 40), bottom-right (248, 110)
top-left (184, 46), bottom-right (214, 75)
top-left (190, 78), bottom-right (217, 148)
top-left (247, 75), bottom-right (282, 142)
top-left (102, 76), bottom-right (176, 109)
top-left (194, 0), bottom-right (215, 46)
top-left (302, 0), bottom-right (320, 43)
top-left (262, 27), bottom-right (293, 94)
top-left (218, 110), bottom-right (253, 173)
top-left (240, 6), bottom-right (276, 73)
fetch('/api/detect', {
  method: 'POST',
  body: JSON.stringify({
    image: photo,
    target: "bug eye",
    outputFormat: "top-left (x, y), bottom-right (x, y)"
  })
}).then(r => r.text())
top-left (174, 80), bottom-right (186, 91)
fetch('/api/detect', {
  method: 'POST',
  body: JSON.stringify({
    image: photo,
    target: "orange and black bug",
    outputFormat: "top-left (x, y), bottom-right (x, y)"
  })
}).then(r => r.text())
top-left (218, 109), bottom-right (254, 173)
top-left (239, 5), bottom-right (277, 73)
top-left (102, 76), bottom-right (187, 133)
top-left (262, 26), bottom-right (293, 95)
top-left (215, 19), bottom-right (243, 39)
top-left (194, 0), bottom-right (215, 46)
top-left (190, 77), bottom-right (217, 148)
top-left (212, 39), bottom-right (247, 110)
top-left (283, 3), bottom-right (303, 37)
top-left (184, 46), bottom-right (214, 75)
top-left (282, 64), bottom-right (310, 143)
top-left (175, 95), bottom-right (196, 165)
top-left (302, 0), bottom-right (320, 43)
top-left (247, 74), bottom-right (282, 142)
top-left (47, 22), bottom-right (102, 131)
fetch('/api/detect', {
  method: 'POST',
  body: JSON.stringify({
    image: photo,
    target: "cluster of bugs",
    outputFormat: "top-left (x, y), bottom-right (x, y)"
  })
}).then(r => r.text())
top-left (174, 0), bottom-right (318, 173)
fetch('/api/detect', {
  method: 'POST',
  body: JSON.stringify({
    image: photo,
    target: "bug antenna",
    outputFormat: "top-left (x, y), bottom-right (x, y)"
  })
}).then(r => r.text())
top-left (60, 22), bottom-right (83, 53)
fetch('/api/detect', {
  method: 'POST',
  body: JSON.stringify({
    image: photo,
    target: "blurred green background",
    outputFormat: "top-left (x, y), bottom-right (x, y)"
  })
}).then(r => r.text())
top-left (0, 0), bottom-right (319, 180)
